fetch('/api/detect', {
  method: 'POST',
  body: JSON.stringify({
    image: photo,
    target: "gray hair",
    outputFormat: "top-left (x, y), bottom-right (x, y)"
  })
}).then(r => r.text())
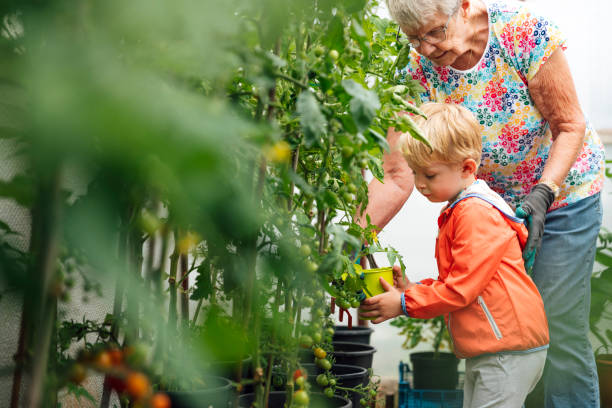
top-left (386, 0), bottom-right (461, 31)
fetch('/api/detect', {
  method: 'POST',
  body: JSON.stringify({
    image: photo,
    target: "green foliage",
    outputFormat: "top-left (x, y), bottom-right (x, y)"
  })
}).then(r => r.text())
top-left (0, 0), bottom-right (428, 405)
top-left (591, 228), bottom-right (612, 352)
top-left (590, 159), bottom-right (612, 354)
top-left (391, 315), bottom-right (451, 358)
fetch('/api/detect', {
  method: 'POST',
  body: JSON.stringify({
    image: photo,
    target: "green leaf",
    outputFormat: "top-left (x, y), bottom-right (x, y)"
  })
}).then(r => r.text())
top-left (324, 16), bottom-right (345, 53)
top-left (342, 79), bottom-right (380, 132)
top-left (395, 114), bottom-right (431, 150)
top-left (368, 155), bottom-right (384, 182)
top-left (0, 174), bottom-right (35, 207)
top-left (391, 43), bottom-right (411, 76)
top-left (369, 127), bottom-right (390, 152)
top-left (296, 91), bottom-right (327, 147)
top-left (191, 261), bottom-right (212, 300)
top-left (65, 383), bottom-right (96, 404)
top-left (596, 250), bottom-right (612, 267)
top-left (344, 0), bottom-right (368, 14)
top-left (327, 224), bottom-right (362, 252)
top-left (391, 93), bottom-right (427, 118)
top-left (369, 15), bottom-right (390, 35)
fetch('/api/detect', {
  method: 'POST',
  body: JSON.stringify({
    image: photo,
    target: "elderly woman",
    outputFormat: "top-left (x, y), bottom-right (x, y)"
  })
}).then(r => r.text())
top-left (365, 0), bottom-right (605, 407)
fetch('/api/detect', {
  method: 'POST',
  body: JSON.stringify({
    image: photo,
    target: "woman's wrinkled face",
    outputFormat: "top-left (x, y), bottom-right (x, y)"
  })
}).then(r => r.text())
top-left (402, 10), bottom-right (470, 67)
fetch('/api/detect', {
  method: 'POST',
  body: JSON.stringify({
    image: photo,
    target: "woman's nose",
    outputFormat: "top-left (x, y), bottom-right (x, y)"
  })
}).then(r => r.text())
top-left (418, 41), bottom-right (436, 56)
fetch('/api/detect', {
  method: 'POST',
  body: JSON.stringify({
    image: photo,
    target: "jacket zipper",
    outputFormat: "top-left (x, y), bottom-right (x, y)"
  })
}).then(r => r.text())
top-left (478, 296), bottom-right (503, 340)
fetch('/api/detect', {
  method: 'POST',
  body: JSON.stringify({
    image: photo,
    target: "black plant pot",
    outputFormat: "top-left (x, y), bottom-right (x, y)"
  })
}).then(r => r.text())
top-left (596, 354), bottom-right (612, 408)
top-left (167, 376), bottom-right (233, 408)
top-left (333, 325), bottom-right (373, 345)
top-left (303, 363), bottom-right (368, 408)
top-left (331, 342), bottom-right (376, 370)
top-left (410, 352), bottom-right (459, 390)
top-left (298, 347), bottom-right (314, 363)
top-left (209, 354), bottom-right (252, 381)
top-left (238, 391), bottom-right (351, 408)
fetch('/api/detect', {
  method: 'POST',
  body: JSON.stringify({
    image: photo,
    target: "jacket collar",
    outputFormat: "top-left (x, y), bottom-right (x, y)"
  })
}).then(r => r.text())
top-left (438, 180), bottom-right (522, 228)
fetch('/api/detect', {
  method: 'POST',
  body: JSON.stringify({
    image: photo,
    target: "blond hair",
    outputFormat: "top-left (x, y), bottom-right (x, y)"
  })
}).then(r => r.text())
top-left (399, 103), bottom-right (482, 171)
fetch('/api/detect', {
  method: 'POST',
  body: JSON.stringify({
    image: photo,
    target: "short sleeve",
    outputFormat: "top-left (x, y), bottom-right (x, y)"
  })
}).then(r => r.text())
top-left (508, 11), bottom-right (567, 81)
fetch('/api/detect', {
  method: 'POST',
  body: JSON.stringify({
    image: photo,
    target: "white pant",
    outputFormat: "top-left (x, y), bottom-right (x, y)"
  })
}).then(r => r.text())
top-left (463, 349), bottom-right (547, 408)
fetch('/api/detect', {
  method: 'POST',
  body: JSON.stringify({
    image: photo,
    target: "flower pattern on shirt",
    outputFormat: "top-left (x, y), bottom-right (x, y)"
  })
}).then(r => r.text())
top-left (398, 0), bottom-right (605, 210)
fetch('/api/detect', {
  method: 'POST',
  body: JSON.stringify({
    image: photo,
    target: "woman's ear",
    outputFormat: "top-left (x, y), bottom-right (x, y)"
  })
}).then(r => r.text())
top-left (461, 158), bottom-right (477, 177)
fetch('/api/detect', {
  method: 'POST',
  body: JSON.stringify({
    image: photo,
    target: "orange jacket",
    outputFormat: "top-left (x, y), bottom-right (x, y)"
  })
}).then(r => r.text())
top-left (402, 181), bottom-right (549, 358)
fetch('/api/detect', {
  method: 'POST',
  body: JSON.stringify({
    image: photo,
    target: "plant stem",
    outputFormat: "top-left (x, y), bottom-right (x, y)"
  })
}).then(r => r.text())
top-left (318, 209), bottom-right (326, 255)
top-left (24, 167), bottom-right (62, 408)
top-left (126, 224), bottom-right (143, 344)
top-left (287, 145), bottom-right (300, 212)
top-left (167, 229), bottom-right (180, 333)
top-left (179, 253), bottom-right (189, 324)
top-left (101, 202), bottom-right (134, 407)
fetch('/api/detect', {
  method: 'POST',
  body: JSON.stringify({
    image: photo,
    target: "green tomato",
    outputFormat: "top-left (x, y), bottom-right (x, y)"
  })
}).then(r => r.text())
top-left (329, 50), bottom-right (339, 60)
top-left (338, 299), bottom-right (351, 310)
top-left (316, 374), bottom-right (329, 387)
top-left (307, 261), bottom-right (319, 273)
top-left (295, 376), bottom-right (305, 388)
top-left (342, 192), bottom-right (353, 202)
top-left (302, 296), bottom-right (314, 308)
top-left (351, 298), bottom-right (361, 308)
top-left (315, 358), bottom-right (332, 371)
top-left (347, 183), bottom-right (358, 193)
top-left (370, 389), bottom-right (378, 397)
top-left (299, 245), bottom-right (312, 257)
top-left (341, 146), bottom-right (354, 158)
top-left (325, 327), bottom-right (335, 336)
top-left (294, 390), bottom-right (310, 406)
top-left (312, 332), bottom-right (322, 343)
top-left (328, 378), bottom-right (337, 387)
top-left (360, 398), bottom-right (368, 406)
top-left (324, 387), bottom-right (334, 398)
top-left (314, 46), bottom-right (325, 57)
top-left (299, 335), bottom-right (313, 348)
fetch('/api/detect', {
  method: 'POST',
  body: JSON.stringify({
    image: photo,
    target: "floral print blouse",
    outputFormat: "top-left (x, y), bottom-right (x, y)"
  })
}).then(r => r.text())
top-left (398, 0), bottom-right (604, 210)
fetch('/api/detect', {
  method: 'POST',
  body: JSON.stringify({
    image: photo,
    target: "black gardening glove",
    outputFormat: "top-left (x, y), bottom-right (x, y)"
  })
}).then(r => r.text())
top-left (515, 183), bottom-right (555, 273)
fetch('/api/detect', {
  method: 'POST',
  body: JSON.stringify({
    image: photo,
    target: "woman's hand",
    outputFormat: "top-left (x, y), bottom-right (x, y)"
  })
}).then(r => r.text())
top-left (358, 278), bottom-right (404, 324)
top-left (393, 265), bottom-right (415, 292)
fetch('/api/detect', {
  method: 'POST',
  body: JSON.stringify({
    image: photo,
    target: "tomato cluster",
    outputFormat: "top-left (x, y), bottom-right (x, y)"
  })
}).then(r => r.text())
top-left (69, 345), bottom-right (170, 408)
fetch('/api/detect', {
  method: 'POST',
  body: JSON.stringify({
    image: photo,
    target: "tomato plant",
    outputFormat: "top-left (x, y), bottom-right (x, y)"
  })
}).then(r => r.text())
top-left (0, 0), bottom-right (426, 406)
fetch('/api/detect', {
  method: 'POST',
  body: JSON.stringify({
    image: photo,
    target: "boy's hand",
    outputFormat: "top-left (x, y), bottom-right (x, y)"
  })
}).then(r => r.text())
top-left (358, 278), bottom-right (404, 324)
top-left (392, 265), bottom-right (415, 291)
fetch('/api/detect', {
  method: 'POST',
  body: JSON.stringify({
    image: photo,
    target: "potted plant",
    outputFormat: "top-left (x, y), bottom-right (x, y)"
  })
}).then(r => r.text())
top-left (590, 227), bottom-right (612, 407)
top-left (391, 315), bottom-right (459, 390)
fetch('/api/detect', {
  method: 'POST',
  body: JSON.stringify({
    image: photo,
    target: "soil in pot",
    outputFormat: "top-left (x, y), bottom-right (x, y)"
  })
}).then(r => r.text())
top-left (331, 342), bottom-right (376, 370)
top-left (410, 352), bottom-right (459, 390)
top-left (238, 390), bottom-right (351, 408)
top-left (166, 376), bottom-right (233, 408)
top-left (333, 325), bottom-right (373, 345)
top-left (596, 354), bottom-right (612, 408)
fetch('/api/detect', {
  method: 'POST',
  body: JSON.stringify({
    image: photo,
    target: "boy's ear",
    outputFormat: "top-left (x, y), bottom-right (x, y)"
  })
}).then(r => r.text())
top-left (461, 158), bottom-right (478, 177)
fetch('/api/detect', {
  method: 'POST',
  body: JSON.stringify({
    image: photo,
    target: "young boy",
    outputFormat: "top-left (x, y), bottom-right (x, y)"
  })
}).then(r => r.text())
top-left (359, 103), bottom-right (549, 408)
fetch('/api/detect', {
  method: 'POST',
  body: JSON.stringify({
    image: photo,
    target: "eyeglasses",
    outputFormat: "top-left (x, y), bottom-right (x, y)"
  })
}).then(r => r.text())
top-left (396, 8), bottom-right (458, 48)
